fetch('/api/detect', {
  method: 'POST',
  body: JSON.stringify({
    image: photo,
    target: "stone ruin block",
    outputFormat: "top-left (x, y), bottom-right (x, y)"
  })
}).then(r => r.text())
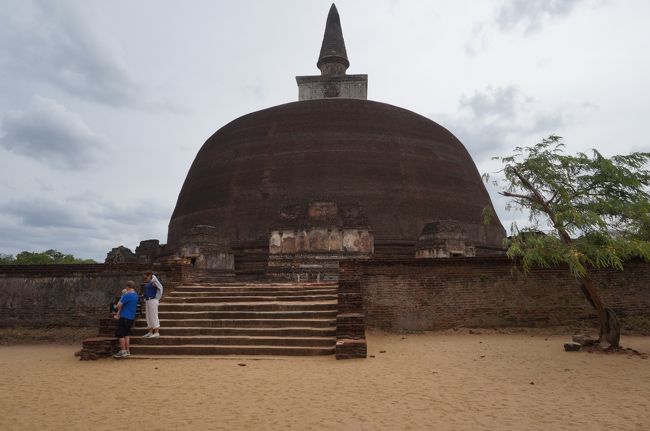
top-left (175, 225), bottom-right (234, 271)
top-left (135, 239), bottom-right (163, 264)
top-left (342, 228), bottom-right (374, 253)
top-left (105, 246), bottom-right (136, 264)
top-left (415, 220), bottom-right (476, 258)
top-left (281, 230), bottom-right (297, 253)
top-left (269, 227), bottom-right (374, 256)
top-left (308, 227), bottom-right (330, 251)
top-left (267, 202), bottom-right (374, 280)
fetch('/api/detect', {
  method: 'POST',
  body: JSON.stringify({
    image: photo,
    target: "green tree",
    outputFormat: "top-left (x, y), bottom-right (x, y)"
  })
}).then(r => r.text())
top-left (1, 249), bottom-right (96, 265)
top-left (488, 135), bottom-right (650, 349)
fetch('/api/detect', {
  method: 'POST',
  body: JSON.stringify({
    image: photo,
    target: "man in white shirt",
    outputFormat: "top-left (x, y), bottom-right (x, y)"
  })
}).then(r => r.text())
top-left (142, 270), bottom-right (163, 338)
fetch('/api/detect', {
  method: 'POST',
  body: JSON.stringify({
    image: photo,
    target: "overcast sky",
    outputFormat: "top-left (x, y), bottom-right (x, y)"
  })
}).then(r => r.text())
top-left (1, 0), bottom-right (649, 261)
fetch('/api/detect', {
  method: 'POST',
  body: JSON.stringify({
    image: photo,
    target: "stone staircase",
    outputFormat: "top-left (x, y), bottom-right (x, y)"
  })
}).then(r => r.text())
top-left (128, 281), bottom-right (338, 356)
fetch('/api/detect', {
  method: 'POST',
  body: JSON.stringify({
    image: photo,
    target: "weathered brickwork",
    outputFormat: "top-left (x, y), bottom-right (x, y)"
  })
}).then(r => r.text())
top-left (336, 269), bottom-right (367, 359)
top-left (340, 258), bottom-right (650, 332)
top-left (76, 337), bottom-right (119, 360)
top-left (0, 264), bottom-right (183, 327)
top-left (296, 74), bottom-right (368, 101)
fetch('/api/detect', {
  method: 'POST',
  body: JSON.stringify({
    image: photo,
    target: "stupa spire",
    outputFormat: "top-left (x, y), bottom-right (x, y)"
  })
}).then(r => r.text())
top-left (317, 4), bottom-right (349, 76)
top-left (295, 3), bottom-right (367, 100)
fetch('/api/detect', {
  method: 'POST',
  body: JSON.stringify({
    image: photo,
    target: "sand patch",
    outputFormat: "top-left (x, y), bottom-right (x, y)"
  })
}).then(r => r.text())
top-left (0, 332), bottom-right (648, 430)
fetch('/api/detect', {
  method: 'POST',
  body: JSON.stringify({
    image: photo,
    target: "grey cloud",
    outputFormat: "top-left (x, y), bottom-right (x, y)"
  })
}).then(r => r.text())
top-left (0, 222), bottom-right (88, 259)
top-left (0, 218), bottom-right (113, 261)
top-left (0, 0), bottom-right (182, 111)
top-left (496, 0), bottom-right (584, 34)
top-left (459, 86), bottom-right (521, 120)
top-left (439, 85), bottom-right (565, 159)
top-left (1, 198), bottom-right (93, 229)
top-left (0, 96), bottom-right (107, 168)
top-left (0, 194), bottom-right (171, 260)
top-left (88, 200), bottom-right (171, 227)
top-left (466, 0), bottom-right (586, 54)
top-left (63, 191), bottom-right (171, 231)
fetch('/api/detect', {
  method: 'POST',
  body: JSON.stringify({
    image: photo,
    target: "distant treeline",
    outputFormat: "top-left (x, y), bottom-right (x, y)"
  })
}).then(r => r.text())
top-left (0, 249), bottom-right (96, 265)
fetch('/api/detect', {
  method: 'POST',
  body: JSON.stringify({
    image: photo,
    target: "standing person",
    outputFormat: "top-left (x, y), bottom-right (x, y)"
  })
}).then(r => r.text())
top-left (113, 280), bottom-right (138, 358)
top-left (143, 270), bottom-right (163, 338)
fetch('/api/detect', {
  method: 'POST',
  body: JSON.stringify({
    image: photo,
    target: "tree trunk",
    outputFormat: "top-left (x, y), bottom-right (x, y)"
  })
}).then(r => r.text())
top-left (579, 275), bottom-right (620, 349)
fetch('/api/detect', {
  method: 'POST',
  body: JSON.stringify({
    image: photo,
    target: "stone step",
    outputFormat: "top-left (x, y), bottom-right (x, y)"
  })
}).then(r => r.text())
top-left (158, 302), bottom-right (337, 312)
top-left (179, 282), bottom-right (337, 286)
top-left (129, 344), bottom-right (334, 356)
top-left (134, 318), bottom-right (335, 328)
top-left (156, 310), bottom-right (337, 319)
top-left (130, 335), bottom-right (335, 347)
top-left (172, 286), bottom-right (337, 293)
top-left (163, 295), bottom-right (338, 303)
top-left (167, 289), bottom-right (337, 296)
top-left (124, 279), bottom-right (341, 357)
top-left (131, 326), bottom-right (336, 337)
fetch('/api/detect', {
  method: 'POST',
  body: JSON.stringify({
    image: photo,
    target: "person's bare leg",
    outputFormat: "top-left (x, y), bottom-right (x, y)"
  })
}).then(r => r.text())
top-left (119, 337), bottom-right (126, 351)
top-left (125, 336), bottom-right (130, 352)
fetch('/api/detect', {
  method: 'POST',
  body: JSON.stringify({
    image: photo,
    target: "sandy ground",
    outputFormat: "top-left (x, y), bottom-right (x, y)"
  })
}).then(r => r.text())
top-left (0, 332), bottom-right (648, 431)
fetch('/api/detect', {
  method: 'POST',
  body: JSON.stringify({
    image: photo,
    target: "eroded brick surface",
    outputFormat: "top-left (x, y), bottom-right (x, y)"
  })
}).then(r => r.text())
top-left (341, 258), bottom-right (650, 331)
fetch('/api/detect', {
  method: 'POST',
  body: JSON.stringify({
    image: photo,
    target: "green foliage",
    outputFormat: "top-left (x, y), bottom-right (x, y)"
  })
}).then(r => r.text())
top-left (490, 135), bottom-right (650, 276)
top-left (505, 231), bottom-right (650, 277)
top-left (0, 249), bottom-right (96, 265)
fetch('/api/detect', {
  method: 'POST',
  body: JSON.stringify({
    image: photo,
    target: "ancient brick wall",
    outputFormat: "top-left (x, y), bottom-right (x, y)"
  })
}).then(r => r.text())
top-left (0, 264), bottom-right (183, 327)
top-left (336, 267), bottom-right (367, 359)
top-left (339, 258), bottom-right (650, 332)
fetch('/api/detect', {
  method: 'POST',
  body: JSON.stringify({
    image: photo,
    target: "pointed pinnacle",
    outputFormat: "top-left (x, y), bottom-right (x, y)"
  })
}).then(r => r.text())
top-left (317, 3), bottom-right (350, 72)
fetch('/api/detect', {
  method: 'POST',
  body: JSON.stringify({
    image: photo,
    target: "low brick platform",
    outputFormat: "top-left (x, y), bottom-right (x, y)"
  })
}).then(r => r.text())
top-left (335, 272), bottom-right (367, 359)
top-left (335, 338), bottom-right (367, 359)
top-left (76, 337), bottom-right (118, 360)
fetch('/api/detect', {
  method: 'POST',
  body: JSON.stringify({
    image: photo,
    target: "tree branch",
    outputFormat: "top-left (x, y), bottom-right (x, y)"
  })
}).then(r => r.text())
top-left (512, 168), bottom-right (573, 244)
top-left (499, 191), bottom-right (534, 202)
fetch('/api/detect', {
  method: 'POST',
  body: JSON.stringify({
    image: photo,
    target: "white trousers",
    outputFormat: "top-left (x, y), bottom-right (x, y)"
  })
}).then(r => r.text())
top-left (145, 298), bottom-right (160, 329)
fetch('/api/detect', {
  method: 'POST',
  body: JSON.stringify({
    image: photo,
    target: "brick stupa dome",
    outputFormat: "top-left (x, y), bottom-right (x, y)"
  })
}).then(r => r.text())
top-left (167, 98), bottom-right (506, 254)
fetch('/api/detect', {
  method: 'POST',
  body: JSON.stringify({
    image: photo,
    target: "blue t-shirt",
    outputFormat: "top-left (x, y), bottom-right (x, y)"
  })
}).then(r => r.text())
top-left (145, 281), bottom-right (158, 299)
top-left (119, 291), bottom-right (139, 320)
top-left (144, 275), bottom-right (163, 299)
